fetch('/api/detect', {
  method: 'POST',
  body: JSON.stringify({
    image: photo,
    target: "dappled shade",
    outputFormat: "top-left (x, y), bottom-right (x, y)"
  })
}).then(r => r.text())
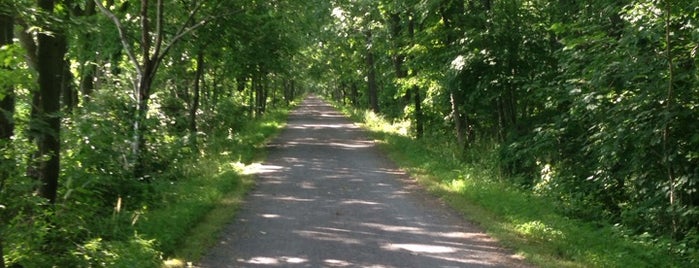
top-left (200, 96), bottom-right (527, 267)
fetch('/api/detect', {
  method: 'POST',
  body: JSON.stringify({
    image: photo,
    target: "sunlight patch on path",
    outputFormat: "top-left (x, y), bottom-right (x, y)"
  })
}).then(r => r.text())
top-left (241, 163), bottom-right (284, 175)
top-left (237, 256), bottom-right (308, 265)
top-left (382, 243), bottom-right (456, 254)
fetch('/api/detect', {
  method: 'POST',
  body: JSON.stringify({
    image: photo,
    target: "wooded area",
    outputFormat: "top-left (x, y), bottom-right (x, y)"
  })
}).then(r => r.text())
top-left (0, 0), bottom-right (317, 266)
top-left (0, 0), bottom-right (697, 266)
top-left (314, 0), bottom-right (698, 264)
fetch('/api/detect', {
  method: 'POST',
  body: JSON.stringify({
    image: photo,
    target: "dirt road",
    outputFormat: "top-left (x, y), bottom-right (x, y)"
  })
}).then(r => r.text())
top-left (199, 96), bottom-right (529, 267)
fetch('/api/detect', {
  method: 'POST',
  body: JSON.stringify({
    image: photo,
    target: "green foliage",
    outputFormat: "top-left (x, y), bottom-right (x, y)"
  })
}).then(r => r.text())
top-left (0, 43), bottom-right (32, 95)
top-left (3, 0), bottom-right (697, 266)
top-left (3, 92), bottom-right (292, 266)
top-left (340, 104), bottom-right (696, 267)
top-left (317, 0), bottom-right (698, 263)
top-left (316, 0), bottom-right (699, 264)
top-left (73, 236), bottom-right (161, 268)
top-left (1, 0), bottom-right (311, 265)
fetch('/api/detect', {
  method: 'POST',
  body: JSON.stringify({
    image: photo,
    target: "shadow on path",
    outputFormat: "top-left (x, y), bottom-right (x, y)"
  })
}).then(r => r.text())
top-left (199, 96), bottom-right (530, 268)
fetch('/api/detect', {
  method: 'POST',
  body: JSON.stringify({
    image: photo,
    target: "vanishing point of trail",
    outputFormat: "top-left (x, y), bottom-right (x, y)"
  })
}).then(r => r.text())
top-left (200, 96), bottom-right (530, 268)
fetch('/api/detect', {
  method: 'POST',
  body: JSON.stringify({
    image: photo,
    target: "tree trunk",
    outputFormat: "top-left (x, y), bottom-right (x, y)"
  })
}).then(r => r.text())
top-left (254, 73), bottom-right (265, 117)
top-left (33, 0), bottom-right (65, 204)
top-left (283, 80), bottom-right (290, 105)
top-left (255, 75), bottom-right (260, 116)
top-left (283, 79), bottom-right (295, 105)
top-left (662, 0), bottom-right (678, 237)
top-left (350, 82), bottom-right (358, 106)
top-left (0, 13), bottom-right (14, 268)
top-left (76, 3), bottom-right (97, 102)
top-left (255, 73), bottom-right (268, 116)
top-left (413, 85), bottom-right (424, 138)
top-left (0, 14), bottom-right (14, 141)
top-left (441, 0), bottom-right (467, 150)
top-left (132, 73), bottom-right (152, 179)
top-left (80, 63), bottom-right (96, 100)
top-left (451, 92), bottom-right (466, 148)
top-left (248, 79), bottom-right (254, 117)
top-left (190, 50), bottom-right (204, 148)
top-left (365, 30), bottom-right (379, 113)
top-left (289, 79), bottom-right (295, 102)
top-left (61, 57), bottom-right (77, 112)
top-left (95, 0), bottom-right (210, 179)
top-left (406, 13), bottom-right (424, 139)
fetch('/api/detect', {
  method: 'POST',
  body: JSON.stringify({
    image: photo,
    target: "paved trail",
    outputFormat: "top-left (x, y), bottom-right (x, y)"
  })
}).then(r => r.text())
top-left (200, 96), bottom-right (529, 267)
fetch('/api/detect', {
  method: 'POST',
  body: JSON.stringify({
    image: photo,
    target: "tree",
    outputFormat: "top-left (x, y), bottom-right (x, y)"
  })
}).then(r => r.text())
top-left (189, 49), bottom-right (204, 148)
top-left (439, 0), bottom-right (469, 150)
top-left (365, 28), bottom-right (379, 112)
top-left (94, 0), bottom-right (220, 178)
top-left (382, 1), bottom-right (423, 138)
top-left (32, 0), bottom-right (67, 204)
top-left (0, 10), bottom-right (14, 268)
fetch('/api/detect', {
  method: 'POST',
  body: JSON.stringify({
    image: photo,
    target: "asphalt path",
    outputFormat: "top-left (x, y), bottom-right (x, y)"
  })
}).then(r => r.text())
top-left (199, 95), bottom-right (530, 267)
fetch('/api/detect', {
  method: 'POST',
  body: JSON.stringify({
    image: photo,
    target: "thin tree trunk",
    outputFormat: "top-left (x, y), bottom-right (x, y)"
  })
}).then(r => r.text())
top-left (80, 64), bottom-right (96, 100)
top-left (413, 85), bottom-right (423, 138)
top-left (258, 79), bottom-right (264, 115)
top-left (248, 78), bottom-right (254, 117)
top-left (283, 79), bottom-right (291, 105)
top-left (350, 82), bottom-right (358, 106)
top-left (407, 13), bottom-right (424, 139)
top-left (451, 92), bottom-right (466, 148)
top-left (132, 74), bottom-right (152, 179)
top-left (0, 14), bottom-right (14, 141)
top-left (662, 0), bottom-right (677, 237)
top-left (289, 79), bottom-right (295, 102)
top-left (76, 2), bottom-right (97, 102)
top-left (441, 0), bottom-right (467, 150)
top-left (190, 50), bottom-right (204, 148)
top-left (61, 57), bottom-right (77, 112)
top-left (365, 30), bottom-right (379, 112)
top-left (0, 13), bottom-right (15, 268)
top-left (255, 74), bottom-right (263, 116)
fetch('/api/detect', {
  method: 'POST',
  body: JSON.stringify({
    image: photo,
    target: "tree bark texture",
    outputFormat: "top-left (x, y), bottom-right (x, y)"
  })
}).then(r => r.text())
top-left (33, 0), bottom-right (65, 204)
top-left (0, 14), bottom-right (14, 141)
top-left (0, 13), bottom-right (14, 268)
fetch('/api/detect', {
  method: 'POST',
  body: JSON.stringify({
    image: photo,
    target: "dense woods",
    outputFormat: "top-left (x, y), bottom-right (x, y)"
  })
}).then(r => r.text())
top-left (0, 0), bottom-right (321, 266)
top-left (0, 0), bottom-right (697, 266)
top-left (314, 0), bottom-right (698, 264)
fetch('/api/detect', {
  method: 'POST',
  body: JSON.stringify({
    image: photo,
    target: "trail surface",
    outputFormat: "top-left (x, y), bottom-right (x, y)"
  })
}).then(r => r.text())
top-left (200, 96), bottom-right (529, 267)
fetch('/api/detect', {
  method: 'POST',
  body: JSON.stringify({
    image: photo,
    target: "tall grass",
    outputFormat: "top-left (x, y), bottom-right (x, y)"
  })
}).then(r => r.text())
top-left (148, 107), bottom-right (290, 266)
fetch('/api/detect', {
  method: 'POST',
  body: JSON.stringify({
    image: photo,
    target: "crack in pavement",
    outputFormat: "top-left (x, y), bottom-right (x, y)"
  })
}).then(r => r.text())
top-left (199, 95), bottom-right (531, 268)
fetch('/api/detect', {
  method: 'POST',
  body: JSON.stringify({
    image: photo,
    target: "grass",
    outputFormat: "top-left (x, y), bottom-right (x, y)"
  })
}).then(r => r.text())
top-left (124, 107), bottom-right (293, 268)
top-left (335, 105), bottom-right (691, 267)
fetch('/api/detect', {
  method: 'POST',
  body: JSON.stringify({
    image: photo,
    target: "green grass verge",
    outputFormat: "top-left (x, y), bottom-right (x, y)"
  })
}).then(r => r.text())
top-left (334, 105), bottom-right (691, 268)
top-left (125, 107), bottom-right (292, 268)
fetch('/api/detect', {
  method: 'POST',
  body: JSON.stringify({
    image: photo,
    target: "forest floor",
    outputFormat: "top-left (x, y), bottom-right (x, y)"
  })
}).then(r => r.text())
top-left (198, 95), bottom-right (531, 267)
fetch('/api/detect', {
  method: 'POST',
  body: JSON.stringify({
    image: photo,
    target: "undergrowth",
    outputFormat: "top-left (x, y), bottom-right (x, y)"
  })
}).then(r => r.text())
top-left (148, 107), bottom-right (291, 266)
top-left (72, 107), bottom-right (290, 268)
top-left (336, 105), bottom-right (693, 268)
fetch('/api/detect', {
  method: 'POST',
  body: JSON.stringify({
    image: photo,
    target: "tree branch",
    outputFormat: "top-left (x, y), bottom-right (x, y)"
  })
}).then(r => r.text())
top-left (93, 0), bottom-right (142, 79)
top-left (152, 2), bottom-right (241, 79)
top-left (152, 0), bottom-right (164, 64)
